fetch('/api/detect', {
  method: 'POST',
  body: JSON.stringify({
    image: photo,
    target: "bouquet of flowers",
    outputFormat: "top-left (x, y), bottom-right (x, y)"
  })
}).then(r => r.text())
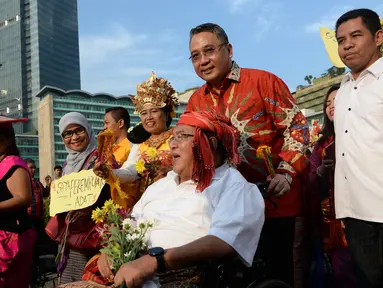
top-left (135, 148), bottom-right (173, 193)
top-left (97, 129), bottom-right (128, 200)
top-left (91, 200), bottom-right (154, 287)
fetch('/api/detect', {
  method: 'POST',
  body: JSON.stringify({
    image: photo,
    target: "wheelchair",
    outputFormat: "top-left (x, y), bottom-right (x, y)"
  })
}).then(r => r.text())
top-left (198, 182), bottom-right (291, 288)
top-left (32, 233), bottom-right (59, 288)
top-left (198, 250), bottom-right (291, 288)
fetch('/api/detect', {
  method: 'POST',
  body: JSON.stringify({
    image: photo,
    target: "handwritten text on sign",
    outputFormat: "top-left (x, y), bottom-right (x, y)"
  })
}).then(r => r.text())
top-left (319, 27), bottom-right (345, 68)
top-left (50, 169), bottom-right (105, 216)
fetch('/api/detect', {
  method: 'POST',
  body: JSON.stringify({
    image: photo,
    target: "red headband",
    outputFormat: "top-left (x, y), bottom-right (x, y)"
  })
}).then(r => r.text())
top-left (177, 111), bottom-right (241, 192)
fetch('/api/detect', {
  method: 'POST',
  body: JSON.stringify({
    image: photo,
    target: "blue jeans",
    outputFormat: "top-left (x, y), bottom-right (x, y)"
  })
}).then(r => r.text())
top-left (344, 218), bottom-right (383, 288)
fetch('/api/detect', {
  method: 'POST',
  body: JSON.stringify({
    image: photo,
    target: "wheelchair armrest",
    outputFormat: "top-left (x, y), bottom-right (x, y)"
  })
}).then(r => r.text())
top-left (198, 258), bottom-right (249, 288)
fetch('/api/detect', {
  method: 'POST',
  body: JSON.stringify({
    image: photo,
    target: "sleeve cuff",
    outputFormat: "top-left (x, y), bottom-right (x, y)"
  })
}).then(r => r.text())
top-left (276, 161), bottom-right (296, 178)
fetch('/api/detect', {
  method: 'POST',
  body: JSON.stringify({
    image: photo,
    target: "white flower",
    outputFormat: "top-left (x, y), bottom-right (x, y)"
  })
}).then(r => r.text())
top-left (124, 251), bottom-right (134, 260)
top-left (122, 218), bottom-right (136, 230)
top-left (137, 218), bottom-right (156, 229)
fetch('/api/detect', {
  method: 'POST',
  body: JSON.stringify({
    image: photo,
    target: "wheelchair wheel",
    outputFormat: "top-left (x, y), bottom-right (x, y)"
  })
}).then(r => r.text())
top-left (247, 279), bottom-right (292, 288)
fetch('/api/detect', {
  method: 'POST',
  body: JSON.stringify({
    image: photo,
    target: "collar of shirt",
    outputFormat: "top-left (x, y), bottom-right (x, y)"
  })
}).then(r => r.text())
top-left (113, 137), bottom-right (130, 152)
top-left (167, 163), bottom-right (230, 185)
top-left (341, 57), bottom-right (383, 85)
top-left (203, 61), bottom-right (241, 95)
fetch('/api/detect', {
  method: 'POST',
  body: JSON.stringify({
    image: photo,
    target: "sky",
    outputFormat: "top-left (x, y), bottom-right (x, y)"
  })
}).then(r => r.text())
top-left (77, 0), bottom-right (383, 96)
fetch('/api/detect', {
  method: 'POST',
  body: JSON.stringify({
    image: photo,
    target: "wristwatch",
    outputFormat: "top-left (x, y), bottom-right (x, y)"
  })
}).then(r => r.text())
top-left (148, 247), bottom-right (167, 273)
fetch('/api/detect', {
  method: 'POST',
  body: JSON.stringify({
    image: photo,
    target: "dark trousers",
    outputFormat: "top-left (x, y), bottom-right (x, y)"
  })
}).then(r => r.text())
top-left (259, 217), bottom-right (296, 287)
top-left (344, 218), bottom-right (383, 288)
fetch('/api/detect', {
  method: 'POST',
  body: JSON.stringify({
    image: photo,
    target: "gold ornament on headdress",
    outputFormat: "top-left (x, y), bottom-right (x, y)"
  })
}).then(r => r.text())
top-left (132, 72), bottom-right (178, 118)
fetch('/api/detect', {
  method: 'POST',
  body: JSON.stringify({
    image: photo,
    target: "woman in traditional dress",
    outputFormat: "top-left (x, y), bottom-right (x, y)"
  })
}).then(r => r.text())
top-left (95, 72), bottom-right (178, 195)
top-left (0, 115), bottom-right (35, 288)
top-left (65, 73), bottom-right (177, 287)
top-left (309, 85), bottom-right (355, 288)
top-left (46, 112), bottom-right (113, 285)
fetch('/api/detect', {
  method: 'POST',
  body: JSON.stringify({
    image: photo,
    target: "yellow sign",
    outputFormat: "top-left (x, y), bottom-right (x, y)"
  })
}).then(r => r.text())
top-left (50, 169), bottom-right (105, 216)
top-left (319, 27), bottom-right (346, 68)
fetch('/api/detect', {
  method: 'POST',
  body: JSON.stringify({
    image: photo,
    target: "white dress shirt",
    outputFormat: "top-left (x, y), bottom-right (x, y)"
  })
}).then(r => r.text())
top-left (132, 163), bottom-right (265, 266)
top-left (334, 57), bottom-right (383, 222)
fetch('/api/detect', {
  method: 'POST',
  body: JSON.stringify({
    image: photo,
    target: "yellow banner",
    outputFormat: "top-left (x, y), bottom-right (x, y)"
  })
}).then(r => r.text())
top-left (50, 169), bottom-right (105, 216)
top-left (319, 27), bottom-right (346, 68)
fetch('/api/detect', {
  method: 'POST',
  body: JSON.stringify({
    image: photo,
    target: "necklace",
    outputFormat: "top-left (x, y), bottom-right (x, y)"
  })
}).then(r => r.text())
top-left (144, 129), bottom-right (173, 149)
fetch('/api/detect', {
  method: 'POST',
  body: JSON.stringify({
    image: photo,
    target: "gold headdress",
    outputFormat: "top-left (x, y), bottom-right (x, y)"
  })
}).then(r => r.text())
top-left (132, 72), bottom-right (178, 118)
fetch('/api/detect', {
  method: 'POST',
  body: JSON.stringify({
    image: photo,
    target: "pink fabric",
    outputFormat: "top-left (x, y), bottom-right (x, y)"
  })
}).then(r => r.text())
top-left (0, 156), bottom-right (29, 181)
top-left (0, 228), bottom-right (36, 288)
top-left (0, 155), bottom-right (34, 288)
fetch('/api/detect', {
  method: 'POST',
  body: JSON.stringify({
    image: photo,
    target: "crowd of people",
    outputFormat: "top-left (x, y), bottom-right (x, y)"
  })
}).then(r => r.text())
top-left (0, 7), bottom-right (382, 288)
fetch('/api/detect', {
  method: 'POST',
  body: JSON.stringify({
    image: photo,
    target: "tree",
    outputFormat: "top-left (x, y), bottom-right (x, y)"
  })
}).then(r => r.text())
top-left (304, 75), bottom-right (313, 85)
top-left (326, 66), bottom-right (346, 78)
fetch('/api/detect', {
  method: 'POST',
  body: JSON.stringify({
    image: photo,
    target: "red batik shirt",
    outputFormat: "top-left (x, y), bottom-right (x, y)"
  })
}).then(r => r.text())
top-left (186, 62), bottom-right (309, 218)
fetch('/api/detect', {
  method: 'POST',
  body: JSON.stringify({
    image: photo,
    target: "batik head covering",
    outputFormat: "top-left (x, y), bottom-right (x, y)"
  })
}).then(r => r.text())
top-left (132, 72), bottom-right (178, 118)
top-left (177, 111), bottom-right (241, 192)
top-left (58, 112), bottom-right (97, 175)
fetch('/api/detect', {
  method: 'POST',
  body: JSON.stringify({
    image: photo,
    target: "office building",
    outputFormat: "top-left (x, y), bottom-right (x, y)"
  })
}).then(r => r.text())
top-left (293, 75), bottom-right (343, 124)
top-left (0, 0), bottom-right (81, 133)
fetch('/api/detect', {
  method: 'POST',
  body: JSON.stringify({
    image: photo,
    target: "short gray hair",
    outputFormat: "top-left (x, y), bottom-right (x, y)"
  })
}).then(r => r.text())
top-left (189, 23), bottom-right (229, 44)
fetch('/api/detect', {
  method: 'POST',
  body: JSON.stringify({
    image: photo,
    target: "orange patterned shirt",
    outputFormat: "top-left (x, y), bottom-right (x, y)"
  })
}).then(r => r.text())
top-left (186, 62), bottom-right (309, 218)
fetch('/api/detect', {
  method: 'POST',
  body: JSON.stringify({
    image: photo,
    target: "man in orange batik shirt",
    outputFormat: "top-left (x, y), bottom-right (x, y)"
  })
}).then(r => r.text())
top-left (186, 23), bottom-right (310, 287)
top-left (103, 107), bottom-right (139, 209)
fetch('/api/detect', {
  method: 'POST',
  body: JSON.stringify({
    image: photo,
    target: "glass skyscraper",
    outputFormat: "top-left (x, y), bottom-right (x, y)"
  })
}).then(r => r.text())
top-left (0, 0), bottom-right (81, 133)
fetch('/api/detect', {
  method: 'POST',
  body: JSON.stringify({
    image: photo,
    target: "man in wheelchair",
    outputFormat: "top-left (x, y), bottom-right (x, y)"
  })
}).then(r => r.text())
top-left (97, 111), bottom-right (265, 288)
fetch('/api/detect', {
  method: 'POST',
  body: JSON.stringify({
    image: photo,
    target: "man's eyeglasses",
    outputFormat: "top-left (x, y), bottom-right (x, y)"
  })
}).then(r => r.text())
top-left (62, 127), bottom-right (86, 139)
top-left (168, 133), bottom-right (194, 144)
top-left (189, 43), bottom-right (227, 63)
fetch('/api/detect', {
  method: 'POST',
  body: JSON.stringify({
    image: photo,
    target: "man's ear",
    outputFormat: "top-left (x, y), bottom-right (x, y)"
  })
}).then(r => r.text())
top-left (209, 136), bottom-right (218, 151)
top-left (118, 119), bottom-right (124, 129)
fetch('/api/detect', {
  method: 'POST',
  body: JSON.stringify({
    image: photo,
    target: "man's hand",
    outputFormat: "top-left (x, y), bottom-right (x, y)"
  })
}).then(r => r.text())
top-left (98, 253), bottom-right (114, 282)
top-left (113, 255), bottom-right (157, 288)
top-left (266, 174), bottom-right (291, 198)
top-left (93, 162), bottom-right (110, 179)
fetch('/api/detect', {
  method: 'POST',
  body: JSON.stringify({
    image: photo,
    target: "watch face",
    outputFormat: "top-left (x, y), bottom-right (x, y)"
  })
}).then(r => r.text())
top-left (149, 247), bottom-right (164, 256)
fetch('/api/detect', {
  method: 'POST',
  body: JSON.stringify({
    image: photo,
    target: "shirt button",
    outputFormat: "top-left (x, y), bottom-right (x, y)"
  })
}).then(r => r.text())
top-left (345, 130), bottom-right (348, 133)
top-left (354, 87), bottom-right (357, 90)
top-left (348, 108), bottom-right (351, 111)
top-left (342, 153), bottom-right (345, 156)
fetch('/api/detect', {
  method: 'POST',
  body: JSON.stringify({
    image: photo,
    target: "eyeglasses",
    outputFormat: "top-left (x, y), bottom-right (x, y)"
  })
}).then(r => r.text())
top-left (62, 127), bottom-right (86, 139)
top-left (189, 43), bottom-right (227, 63)
top-left (168, 133), bottom-right (194, 144)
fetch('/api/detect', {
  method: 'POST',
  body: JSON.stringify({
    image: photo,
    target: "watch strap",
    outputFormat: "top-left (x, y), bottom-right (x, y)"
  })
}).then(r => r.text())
top-left (155, 253), bottom-right (167, 273)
